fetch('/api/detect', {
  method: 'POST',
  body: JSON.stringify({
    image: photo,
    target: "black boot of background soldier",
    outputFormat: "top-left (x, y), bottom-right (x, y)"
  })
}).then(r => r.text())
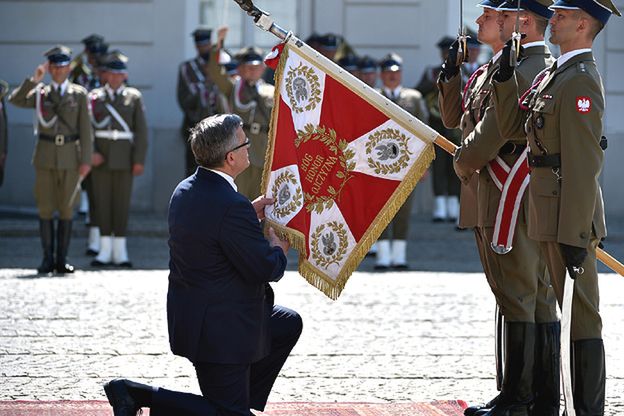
top-left (37, 219), bottom-right (55, 274)
top-left (55, 219), bottom-right (75, 273)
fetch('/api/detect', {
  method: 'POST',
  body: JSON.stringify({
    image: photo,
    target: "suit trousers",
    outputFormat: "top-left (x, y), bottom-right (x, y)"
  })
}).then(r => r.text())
top-left (540, 239), bottom-right (603, 340)
top-left (380, 192), bottom-right (414, 240)
top-left (150, 305), bottom-right (302, 416)
top-left (474, 219), bottom-right (558, 323)
top-left (91, 168), bottom-right (133, 236)
top-left (34, 168), bottom-right (80, 220)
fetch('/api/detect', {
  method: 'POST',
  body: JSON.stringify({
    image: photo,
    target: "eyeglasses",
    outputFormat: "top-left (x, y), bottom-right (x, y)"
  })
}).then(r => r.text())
top-left (225, 138), bottom-right (250, 159)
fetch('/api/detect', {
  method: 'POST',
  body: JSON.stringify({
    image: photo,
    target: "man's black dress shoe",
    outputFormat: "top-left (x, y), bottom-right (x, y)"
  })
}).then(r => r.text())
top-left (103, 379), bottom-right (142, 416)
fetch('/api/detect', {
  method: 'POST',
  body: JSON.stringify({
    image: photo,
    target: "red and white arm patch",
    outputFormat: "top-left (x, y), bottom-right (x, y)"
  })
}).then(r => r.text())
top-left (576, 96), bottom-right (592, 113)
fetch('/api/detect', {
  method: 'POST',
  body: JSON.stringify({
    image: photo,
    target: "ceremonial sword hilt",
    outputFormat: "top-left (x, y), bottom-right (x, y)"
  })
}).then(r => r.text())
top-left (457, 34), bottom-right (469, 67)
top-left (509, 31), bottom-right (522, 67)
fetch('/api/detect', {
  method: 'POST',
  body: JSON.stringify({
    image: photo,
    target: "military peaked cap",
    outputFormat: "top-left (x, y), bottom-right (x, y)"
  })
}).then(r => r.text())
top-left (550, 0), bottom-right (621, 24)
top-left (338, 54), bottom-right (360, 71)
top-left (236, 46), bottom-right (264, 65)
top-left (498, 0), bottom-right (555, 19)
top-left (478, 0), bottom-right (506, 9)
top-left (44, 45), bottom-right (72, 66)
top-left (358, 56), bottom-right (378, 73)
top-left (379, 53), bottom-right (403, 72)
top-left (81, 34), bottom-right (104, 46)
top-left (318, 33), bottom-right (339, 50)
top-left (87, 41), bottom-right (109, 55)
top-left (192, 28), bottom-right (212, 45)
top-left (102, 50), bottom-right (129, 73)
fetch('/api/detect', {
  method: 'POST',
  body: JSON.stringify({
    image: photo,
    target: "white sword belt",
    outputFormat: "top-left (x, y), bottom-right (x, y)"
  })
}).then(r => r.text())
top-left (95, 130), bottom-right (134, 141)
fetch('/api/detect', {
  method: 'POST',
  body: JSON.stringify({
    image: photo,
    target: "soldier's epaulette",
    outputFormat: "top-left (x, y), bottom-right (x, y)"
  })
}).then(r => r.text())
top-left (88, 88), bottom-right (107, 100)
top-left (576, 61), bottom-right (588, 73)
top-left (69, 83), bottom-right (88, 95)
top-left (123, 86), bottom-right (143, 98)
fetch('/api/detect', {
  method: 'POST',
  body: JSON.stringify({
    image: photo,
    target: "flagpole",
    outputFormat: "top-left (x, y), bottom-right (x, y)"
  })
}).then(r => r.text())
top-left (231, 0), bottom-right (624, 277)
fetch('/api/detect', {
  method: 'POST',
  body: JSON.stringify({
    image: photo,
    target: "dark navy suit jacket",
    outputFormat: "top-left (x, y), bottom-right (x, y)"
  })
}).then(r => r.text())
top-left (167, 167), bottom-right (287, 364)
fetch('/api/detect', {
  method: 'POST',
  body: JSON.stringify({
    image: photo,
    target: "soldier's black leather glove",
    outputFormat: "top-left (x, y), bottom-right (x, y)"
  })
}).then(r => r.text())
top-left (494, 36), bottom-right (525, 83)
top-left (560, 243), bottom-right (588, 279)
top-left (441, 40), bottom-right (461, 81)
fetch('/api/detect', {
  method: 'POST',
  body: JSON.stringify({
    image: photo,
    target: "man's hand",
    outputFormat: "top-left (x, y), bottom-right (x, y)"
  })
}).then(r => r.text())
top-left (252, 195), bottom-right (274, 220)
top-left (217, 26), bottom-right (229, 48)
top-left (494, 36), bottom-right (525, 83)
top-left (441, 39), bottom-right (461, 81)
top-left (91, 152), bottom-right (105, 167)
top-left (78, 163), bottom-right (91, 178)
top-left (268, 227), bottom-right (290, 254)
top-left (560, 243), bottom-right (588, 278)
top-left (32, 62), bottom-right (48, 83)
top-left (132, 163), bottom-right (145, 176)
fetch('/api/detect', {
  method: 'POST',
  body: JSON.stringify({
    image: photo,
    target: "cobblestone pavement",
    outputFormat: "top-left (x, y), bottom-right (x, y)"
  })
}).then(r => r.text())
top-left (0, 213), bottom-right (623, 414)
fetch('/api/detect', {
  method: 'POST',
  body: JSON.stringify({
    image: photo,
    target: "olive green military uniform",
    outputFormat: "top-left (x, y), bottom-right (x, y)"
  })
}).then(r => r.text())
top-left (9, 78), bottom-right (93, 219)
top-left (177, 56), bottom-right (223, 177)
top-left (440, 42), bottom-right (561, 416)
top-left (378, 87), bottom-right (429, 240)
top-left (88, 85), bottom-right (148, 237)
top-left (439, 49), bottom-right (558, 324)
top-left (208, 49), bottom-right (274, 200)
top-left (0, 80), bottom-right (8, 187)
top-left (494, 51), bottom-right (606, 339)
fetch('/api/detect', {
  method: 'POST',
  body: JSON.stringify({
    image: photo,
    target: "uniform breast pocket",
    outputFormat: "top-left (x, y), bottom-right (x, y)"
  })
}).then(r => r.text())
top-left (532, 99), bottom-right (557, 146)
top-left (529, 174), bottom-right (560, 237)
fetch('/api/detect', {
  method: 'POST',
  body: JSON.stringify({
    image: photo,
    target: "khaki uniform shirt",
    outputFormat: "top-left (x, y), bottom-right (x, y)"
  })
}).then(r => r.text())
top-left (88, 85), bottom-right (148, 170)
top-left (494, 51), bottom-right (606, 247)
top-left (450, 46), bottom-right (555, 230)
top-left (438, 58), bottom-right (502, 228)
top-left (177, 56), bottom-right (223, 128)
top-left (9, 78), bottom-right (93, 170)
top-left (208, 49), bottom-right (275, 168)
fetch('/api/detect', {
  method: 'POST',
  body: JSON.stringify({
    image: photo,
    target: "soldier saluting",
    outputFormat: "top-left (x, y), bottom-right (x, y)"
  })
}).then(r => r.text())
top-left (177, 28), bottom-right (223, 177)
top-left (493, 0), bottom-right (620, 413)
top-left (88, 51), bottom-right (148, 268)
top-left (9, 45), bottom-right (93, 274)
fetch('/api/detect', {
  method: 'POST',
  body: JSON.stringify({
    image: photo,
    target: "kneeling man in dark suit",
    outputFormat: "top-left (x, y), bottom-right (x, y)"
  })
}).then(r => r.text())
top-left (104, 113), bottom-right (302, 416)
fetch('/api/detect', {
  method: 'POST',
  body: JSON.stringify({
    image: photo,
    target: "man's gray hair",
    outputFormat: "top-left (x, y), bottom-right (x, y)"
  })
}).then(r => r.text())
top-left (189, 114), bottom-right (243, 169)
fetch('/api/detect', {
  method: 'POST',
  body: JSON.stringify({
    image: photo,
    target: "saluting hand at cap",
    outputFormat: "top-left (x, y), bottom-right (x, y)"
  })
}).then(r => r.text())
top-left (32, 62), bottom-right (48, 83)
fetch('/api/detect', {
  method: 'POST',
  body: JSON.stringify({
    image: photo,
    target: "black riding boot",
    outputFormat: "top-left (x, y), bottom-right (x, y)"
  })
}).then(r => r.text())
top-left (55, 219), bottom-right (75, 273)
top-left (476, 322), bottom-right (535, 416)
top-left (37, 219), bottom-right (55, 274)
top-left (531, 322), bottom-right (561, 416)
top-left (573, 339), bottom-right (605, 416)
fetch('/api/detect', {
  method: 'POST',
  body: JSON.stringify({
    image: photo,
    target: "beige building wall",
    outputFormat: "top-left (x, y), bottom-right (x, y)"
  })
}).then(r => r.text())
top-left (0, 0), bottom-right (622, 217)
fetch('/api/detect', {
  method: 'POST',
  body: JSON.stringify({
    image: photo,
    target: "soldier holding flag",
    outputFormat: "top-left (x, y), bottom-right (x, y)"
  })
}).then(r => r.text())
top-left (438, 1), bottom-right (560, 414)
top-left (9, 45), bottom-right (93, 274)
top-left (493, 0), bottom-right (620, 413)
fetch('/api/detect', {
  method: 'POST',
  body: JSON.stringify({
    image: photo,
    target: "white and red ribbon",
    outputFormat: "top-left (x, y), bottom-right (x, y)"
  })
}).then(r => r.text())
top-left (486, 148), bottom-right (530, 254)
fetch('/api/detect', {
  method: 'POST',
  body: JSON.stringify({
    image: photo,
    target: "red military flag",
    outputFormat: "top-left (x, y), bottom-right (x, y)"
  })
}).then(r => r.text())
top-left (262, 43), bottom-right (437, 299)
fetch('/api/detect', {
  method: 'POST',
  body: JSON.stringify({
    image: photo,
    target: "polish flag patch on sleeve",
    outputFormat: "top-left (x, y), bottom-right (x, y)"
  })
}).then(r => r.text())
top-left (576, 96), bottom-right (591, 113)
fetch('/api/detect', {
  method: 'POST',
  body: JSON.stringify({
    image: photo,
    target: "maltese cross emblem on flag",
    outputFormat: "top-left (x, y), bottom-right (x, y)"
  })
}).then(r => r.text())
top-left (262, 44), bottom-right (435, 299)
